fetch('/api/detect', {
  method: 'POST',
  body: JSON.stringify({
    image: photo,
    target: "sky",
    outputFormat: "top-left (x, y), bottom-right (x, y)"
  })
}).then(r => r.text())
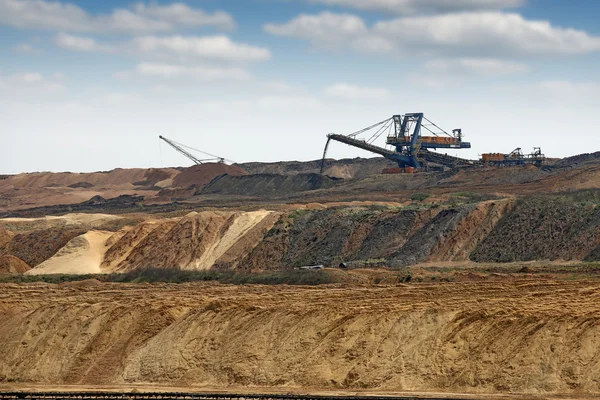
top-left (1, 0), bottom-right (600, 173)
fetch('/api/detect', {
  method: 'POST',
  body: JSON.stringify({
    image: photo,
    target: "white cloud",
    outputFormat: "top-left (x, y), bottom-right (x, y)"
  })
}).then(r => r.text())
top-left (408, 74), bottom-right (459, 89)
top-left (132, 35), bottom-right (271, 63)
top-left (10, 72), bottom-right (43, 83)
top-left (373, 12), bottom-right (600, 56)
top-left (310, 0), bottom-right (525, 14)
top-left (425, 58), bottom-right (529, 75)
top-left (257, 95), bottom-right (321, 110)
top-left (0, 0), bottom-right (235, 34)
top-left (133, 3), bottom-right (235, 30)
top-left (538, 80), bottom-right (600, 98)
top-left (265, 12), bottom-right (367, 47)
top-left (0, 71), bottom-right (64, 92)
top-left (122, 62), bottom-right (251, 82)
top-left (102, 92), bottom-right (142, 105)
top-left (325, 83), bottom-right (390, 100)
top-left (56, 33), bottom-right (110, 52)
top-left (13, 43), bottom-right (34, 52)
top-left (266, 11), bottom-right (600, 57)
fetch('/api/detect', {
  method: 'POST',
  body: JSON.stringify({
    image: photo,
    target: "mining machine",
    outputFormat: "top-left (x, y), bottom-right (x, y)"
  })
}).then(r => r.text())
top-left (481, 147), bottom-right (545, 166)
top-left (159, 136), bottom-right (234, 165)
top-left (321, 113), bottom-right (474, 173)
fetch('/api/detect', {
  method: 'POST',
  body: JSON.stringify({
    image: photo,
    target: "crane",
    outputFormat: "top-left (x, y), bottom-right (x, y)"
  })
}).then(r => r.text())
top-left (159, 136), bottom-right (233, 165)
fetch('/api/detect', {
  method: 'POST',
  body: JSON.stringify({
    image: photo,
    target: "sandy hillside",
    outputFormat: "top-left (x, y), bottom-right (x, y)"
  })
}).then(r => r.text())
top-left (102, 210), bottom-right (279, 272)
top-left (172, 163), bottom-right (248, 188)
top-left (26, 231), bottom-right (115, 275)
top-left (2, 194), bottom-right (599, 274)
top-left (0, 164), bottom-right (247, 212)
top-left (0, 213), bottom-right (123, 230)
top-left (2, 280), bottom-right (600, 395)
top-left (0, 255), bottom-right (30, 274)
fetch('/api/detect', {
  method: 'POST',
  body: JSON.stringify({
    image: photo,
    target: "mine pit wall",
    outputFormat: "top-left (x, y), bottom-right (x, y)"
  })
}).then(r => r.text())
top-left (471, 195), bottom-right (600, 263)
top-left (2, 283), bottom-right (600, 394)
top-left (4, 194), bottom-right (600, 275)
top-left (239, 199), bottom-right (519, 270)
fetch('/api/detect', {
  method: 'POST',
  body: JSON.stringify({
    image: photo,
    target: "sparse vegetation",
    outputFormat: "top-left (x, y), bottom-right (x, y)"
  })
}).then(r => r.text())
top-left (411, 193), bottom-right (431, 201)
top-left (0, 267), bottom-right (336, 286)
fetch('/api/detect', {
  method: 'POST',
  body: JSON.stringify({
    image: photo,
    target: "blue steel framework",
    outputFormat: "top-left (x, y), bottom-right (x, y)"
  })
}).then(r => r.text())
top-left (321, 113), bottom-right (472, 172)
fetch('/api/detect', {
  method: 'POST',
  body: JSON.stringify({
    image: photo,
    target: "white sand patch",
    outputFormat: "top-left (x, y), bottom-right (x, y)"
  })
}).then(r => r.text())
top-left (26, 230), bottom-right (114, 275)
top-left (155, 178), bottom-right (173, 188)
top-left (1, 213), bottom-right (121, 226)
top-left (190, 210), bottom-right (272, 270)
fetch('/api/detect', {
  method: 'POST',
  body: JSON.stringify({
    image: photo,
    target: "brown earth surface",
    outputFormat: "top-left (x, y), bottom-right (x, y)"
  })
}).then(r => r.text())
top-left (2, 280), bottom-right (600, 396)
top-left (172, 163), bottom-right (248, 189)
top-left (1, 153), bottom-right (600, 398)
top-left (0, 255), bottom-right (30, 274)
top-left (2, 153), bottom-right (599, 215)
top-left (2, 191), bottom-right (599, 275)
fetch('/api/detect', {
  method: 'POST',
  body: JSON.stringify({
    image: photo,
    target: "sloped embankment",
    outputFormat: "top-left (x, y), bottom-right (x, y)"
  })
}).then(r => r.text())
top-left (27, 231), bottom-right (115, 275)
top-left (3, 282), bottom-right (600, 395)
top-left (100, 211), bottom-right (280, 272)
top-left (200, 173), bottom-right (339, 197)
top-left (240, 200), bottom-right (515, 270)
top-left (471, 195), bottom-right (600, 262)
top-left (0, 227), bottom-right (86, 267)
top-left (0, 255), bottom-right (30, 274)
top-left (8, 194), bottom-right (600, 274)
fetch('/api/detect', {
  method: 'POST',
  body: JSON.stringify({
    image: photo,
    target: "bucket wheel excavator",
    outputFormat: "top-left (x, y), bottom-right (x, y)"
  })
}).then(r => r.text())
top-left (320, 113), bottom-right (474, 173)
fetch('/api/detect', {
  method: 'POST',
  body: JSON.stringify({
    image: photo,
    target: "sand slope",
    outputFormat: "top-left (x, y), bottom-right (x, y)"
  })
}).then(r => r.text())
top-left (26, 231), bottom-right (115, 275)
top-left (2, 281), bottom-right (600, 395)
top-left (106, 211), bottom-right (277, 272)
top-left (0, 255), bottom-right (30, 274)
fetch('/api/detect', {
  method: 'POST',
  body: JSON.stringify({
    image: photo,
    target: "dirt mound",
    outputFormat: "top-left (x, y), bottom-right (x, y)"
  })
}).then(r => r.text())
top-left (0, 227), bottom-right (85, 266)
top-left (143, 168), bottom-right (177, 185)
top-left (5, 194), bottom-right (599, 275)
top-left (104, 211), bottom-right (277, 272)
top-left (0, 255), bottom-right (31, 274)
top-left (172, 163), bottom-right (248, 189)
top-left (239, 157), bottom-right (396, 179)
top-left (471, 195), bottom-right (600, 262)
top-left (201, 173), bottom-right (339, 197)
top-left (26, 231), bottom-right (114, 275)
top-left (0, 229), bottom-right (13, 247)
top-left (4, 281), bottom-right (600, 395)
top-left (101, 221), bottom-right (170, 272)
top-left (0, 168), bottom-right (179, 189)
top-left (151, 187), bottom-right (196, 203)
top-left (2, 195), bottom-right (146, 218)
top-left (241, 207), bottom-right (433, 270)
top-left (553, 151), bottom-right (600, 168)
top-left (427, 199), bottom-right (516, 262)
top-left (58, 278), bottom-right (102, 288)
top-left (0, 167), bottom-right (179, 213)
top-left (68, 182), bottom-right (94, 189)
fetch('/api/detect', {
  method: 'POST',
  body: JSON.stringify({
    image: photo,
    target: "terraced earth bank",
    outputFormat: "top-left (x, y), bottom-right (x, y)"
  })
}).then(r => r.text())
top-left (1, 193), bottom-right (599, 275)
top-left (2, 281), bottom-right (600, 395)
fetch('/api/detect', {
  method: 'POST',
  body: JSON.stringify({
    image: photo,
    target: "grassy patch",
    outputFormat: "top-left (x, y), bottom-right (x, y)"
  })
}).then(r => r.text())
top-left (1, 267), bottom-right (336, 286)
top-left (410, 193), bottom-right (431, 202)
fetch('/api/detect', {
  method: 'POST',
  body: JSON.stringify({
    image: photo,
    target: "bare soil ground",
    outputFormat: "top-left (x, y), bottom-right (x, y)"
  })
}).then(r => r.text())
top-left (2, 153), bottom-right (599, 216)
top-left (1, 153), bottom-right (600, 398)
top-left (2, 280), bottom-right (600, 397)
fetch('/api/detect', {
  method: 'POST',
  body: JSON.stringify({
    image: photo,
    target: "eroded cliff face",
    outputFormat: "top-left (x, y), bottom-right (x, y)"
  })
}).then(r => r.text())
top-left (240, 199), bottom-right (518, 270)
top-left (5, 194), bottom-right (600, 276)
top-left (2, 282), bottom-right (600, 395)
top-left (471, 196), bottom-right (600, 262)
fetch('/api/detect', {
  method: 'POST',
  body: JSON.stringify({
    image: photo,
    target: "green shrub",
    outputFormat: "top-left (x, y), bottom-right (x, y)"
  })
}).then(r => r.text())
top-left (1, 268), bottom-right (335, 286)
top-left (411, 193), bottom-right (431, 201)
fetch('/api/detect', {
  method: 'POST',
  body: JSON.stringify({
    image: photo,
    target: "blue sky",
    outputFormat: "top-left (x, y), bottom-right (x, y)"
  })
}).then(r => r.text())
top-left (1, 0), bottom-right (599, 173)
